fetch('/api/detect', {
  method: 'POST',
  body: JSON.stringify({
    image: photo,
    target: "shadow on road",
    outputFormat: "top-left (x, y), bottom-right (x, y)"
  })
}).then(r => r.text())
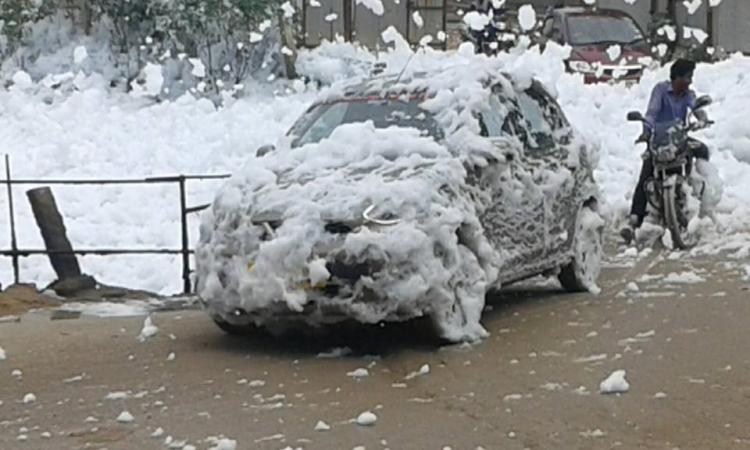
top-left (198, 282), bottom-right (573, 358)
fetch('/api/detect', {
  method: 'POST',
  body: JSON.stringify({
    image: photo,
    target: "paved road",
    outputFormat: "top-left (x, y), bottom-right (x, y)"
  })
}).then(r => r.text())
top-left (1, 248), bottom-right (749, 450)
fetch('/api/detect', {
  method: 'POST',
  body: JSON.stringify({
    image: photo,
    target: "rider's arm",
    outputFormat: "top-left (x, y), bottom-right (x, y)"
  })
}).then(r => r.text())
top-left (694, 107), bottom-right (709, 122)
top-left (686, 89), bottom-right (711, 123)
top-left (689, 90), bottom-right (710, 122)
top-left (643, 83), bottom-right (665, 133)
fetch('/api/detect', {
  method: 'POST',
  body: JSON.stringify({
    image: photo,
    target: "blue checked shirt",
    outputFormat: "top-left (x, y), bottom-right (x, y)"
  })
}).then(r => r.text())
top-left (644, 80), bottom-right (696, 132)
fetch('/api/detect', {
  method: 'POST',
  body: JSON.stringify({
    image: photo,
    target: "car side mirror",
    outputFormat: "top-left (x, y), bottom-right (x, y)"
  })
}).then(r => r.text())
top-left (627, 111), bottom-right (644, 122)
top-left (693, 95), bottom-right (712, 110)
top-left (256, 144), bottom-right (275, 157)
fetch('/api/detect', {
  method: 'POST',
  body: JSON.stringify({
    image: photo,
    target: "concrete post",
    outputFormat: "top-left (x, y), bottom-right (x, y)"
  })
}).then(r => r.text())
top-left (27, 187), bottom-right (96, 296)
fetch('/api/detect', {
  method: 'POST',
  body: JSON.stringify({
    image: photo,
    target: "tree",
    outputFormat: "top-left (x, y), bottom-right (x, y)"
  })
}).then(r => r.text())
top-left (0, 0), bottom-right (55, 58)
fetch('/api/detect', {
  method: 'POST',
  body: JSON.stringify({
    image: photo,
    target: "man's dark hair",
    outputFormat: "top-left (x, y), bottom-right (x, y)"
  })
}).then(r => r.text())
top-left (670, 59), bottom-right (696, 80)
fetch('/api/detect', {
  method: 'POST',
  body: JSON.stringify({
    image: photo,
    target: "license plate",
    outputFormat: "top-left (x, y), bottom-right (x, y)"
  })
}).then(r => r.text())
top-left (299, 281), bottom-right (327, 291)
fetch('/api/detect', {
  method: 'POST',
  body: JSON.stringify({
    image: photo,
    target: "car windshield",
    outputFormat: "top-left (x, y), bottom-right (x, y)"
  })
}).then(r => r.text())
top-left (288, 99), bottom-right (443, 147)
top-left (566, 14), bottom-right (644, 46)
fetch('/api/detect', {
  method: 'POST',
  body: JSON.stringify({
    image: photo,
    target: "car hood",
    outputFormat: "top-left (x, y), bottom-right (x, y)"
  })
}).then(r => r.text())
top-left (247, 125), bottom-right (467, 225)
top-left (570, 44), bottom-right (650, 65)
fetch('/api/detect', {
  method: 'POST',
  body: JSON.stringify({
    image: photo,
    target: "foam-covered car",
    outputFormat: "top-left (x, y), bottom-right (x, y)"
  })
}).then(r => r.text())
top-left (196, 62), bottom-right (603, 342)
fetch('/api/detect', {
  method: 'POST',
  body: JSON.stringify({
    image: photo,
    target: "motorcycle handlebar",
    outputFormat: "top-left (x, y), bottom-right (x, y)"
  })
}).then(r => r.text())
top-left (634, 119), bottom-right (714, 144)
top-left (688, 119), bottom-right (715, 132)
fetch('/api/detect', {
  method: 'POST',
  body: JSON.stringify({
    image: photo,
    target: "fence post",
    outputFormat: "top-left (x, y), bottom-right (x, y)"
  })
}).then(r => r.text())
top-left (27, 187), bottom-right (84, 280)
top-left (179, 176), bottom-right (191, 294)
top-left (4, 155), bottom-right (19, 284)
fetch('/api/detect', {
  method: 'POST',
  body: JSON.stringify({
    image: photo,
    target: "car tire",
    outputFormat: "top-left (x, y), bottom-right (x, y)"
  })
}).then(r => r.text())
top-left (559, 204), bottom-right (604, 293)
top-left (431, 245), bottom-right (489, 342)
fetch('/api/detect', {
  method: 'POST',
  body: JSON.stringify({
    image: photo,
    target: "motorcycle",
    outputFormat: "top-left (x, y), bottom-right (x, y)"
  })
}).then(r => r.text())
top-left (626, 95), bottom-right (714, 249)
top-left (460, 9), bottom-right (518, 55)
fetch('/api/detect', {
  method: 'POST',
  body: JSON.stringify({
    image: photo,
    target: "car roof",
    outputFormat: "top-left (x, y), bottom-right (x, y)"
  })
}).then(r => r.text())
top-left (329, 67), bottom-right (523, 103)
top-left (339, 72), bottom-right (432, 99)
top-left (553, 6), bottom-right (634, 18)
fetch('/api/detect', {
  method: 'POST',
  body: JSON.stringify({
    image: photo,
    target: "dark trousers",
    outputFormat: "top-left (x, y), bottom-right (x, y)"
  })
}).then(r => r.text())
top-left (630, 138), bottom-right (709, 226)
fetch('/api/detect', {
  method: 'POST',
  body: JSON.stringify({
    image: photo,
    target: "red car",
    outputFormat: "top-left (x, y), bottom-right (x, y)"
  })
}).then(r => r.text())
top-left (540, 7), bottom-right (653, 83)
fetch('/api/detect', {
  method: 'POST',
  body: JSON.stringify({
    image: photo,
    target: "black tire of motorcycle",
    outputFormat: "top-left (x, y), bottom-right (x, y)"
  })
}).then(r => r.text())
top-left (663, 184), bottom-right (689, 250)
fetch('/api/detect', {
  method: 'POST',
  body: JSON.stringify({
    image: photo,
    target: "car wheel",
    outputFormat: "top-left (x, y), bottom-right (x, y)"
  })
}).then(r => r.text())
top-left (559, 204), bottom-right (604, 293)
top-left (431, 245), bottom-right (489, 342)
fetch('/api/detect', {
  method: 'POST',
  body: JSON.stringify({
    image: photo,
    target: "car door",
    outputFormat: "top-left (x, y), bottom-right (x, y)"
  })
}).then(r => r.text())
top-left (475, 85), bottom-right (547, 281)
top-left (514, 82), bottom-right (579, 258)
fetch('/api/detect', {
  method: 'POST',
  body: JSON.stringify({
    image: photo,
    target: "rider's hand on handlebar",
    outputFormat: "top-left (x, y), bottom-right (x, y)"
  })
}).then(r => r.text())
top-left (690, 119), bottom-right (714, 131)
top-left (635, 131), bottom-right (650, 144)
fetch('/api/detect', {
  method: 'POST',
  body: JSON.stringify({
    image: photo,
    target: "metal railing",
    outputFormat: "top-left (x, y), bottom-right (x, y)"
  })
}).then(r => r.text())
top-left (1, 155), bottom-right (230, 294)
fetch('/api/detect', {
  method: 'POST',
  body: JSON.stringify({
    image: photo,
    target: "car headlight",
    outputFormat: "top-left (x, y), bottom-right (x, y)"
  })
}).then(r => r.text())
top-left (569, 60), bottom-right (594, 73)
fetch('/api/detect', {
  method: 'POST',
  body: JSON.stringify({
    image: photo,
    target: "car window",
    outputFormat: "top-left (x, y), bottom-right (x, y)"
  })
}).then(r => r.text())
top-left (287, 104), bottom-right (327, 139)
top-left (566, 14), bottom-right (644, 46)
top-left (516, 91), bottom-right (554, 150)
top-left (478, 85), bottom-right (528, 141)
top-left (479, 94), bottom-right (508, 137)
top-left (295, 103), bottom-right (348, 146)
top-left (529, 84), bottom-right (570, 131)
top-left (290, 99), bottom-right (443, 147)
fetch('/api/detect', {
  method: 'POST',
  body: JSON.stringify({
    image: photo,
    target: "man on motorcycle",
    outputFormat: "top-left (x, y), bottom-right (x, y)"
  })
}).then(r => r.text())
top-left (620, 59), bottom-right (710, 244)
top-left (467, 0), bottom-right (507, 54)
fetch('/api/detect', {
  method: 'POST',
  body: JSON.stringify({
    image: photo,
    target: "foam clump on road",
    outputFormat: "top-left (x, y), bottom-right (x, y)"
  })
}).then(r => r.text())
top-left (356, 411), bottom-right (378, 426)
top-left (137, 315), bottom-right (159, 342)
top-left (662, 271), bottom-right (706, 284)
top-left (105, 391), bottom-right (129, 400)
top-left (317, 347), bottom-right (352, 358)
top-left (314, 420), bottom-right (331, 431)
top-left (116, 411), bottom-right (135, 423)
top-left (599, 370), bottom-right (630, 394)
top-left (207, 437), bottom-right (237, 450)
top-left (404, 363), bottom-right (430, 380)
top-left (347, 368), bottom-right (369, 378)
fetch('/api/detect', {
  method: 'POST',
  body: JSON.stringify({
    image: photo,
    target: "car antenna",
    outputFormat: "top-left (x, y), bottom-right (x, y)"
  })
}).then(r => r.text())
top-left (394, 52), bottom-right (415, 84)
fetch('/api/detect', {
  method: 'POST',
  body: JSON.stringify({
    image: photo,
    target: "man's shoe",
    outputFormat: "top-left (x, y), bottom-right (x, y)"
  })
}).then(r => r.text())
top-left (620, 226), bottom-right (634, 245)
top-left (620, 215), bottom-right (640, 245)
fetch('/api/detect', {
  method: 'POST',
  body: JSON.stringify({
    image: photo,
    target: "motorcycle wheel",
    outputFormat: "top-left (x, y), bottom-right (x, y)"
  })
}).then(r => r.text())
top-left (662, 176), bottom-right (690, 249)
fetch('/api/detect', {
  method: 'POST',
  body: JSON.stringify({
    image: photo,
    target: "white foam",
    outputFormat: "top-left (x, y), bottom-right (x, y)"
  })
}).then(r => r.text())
top-left (599, 369), bottom-right (630, 394)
